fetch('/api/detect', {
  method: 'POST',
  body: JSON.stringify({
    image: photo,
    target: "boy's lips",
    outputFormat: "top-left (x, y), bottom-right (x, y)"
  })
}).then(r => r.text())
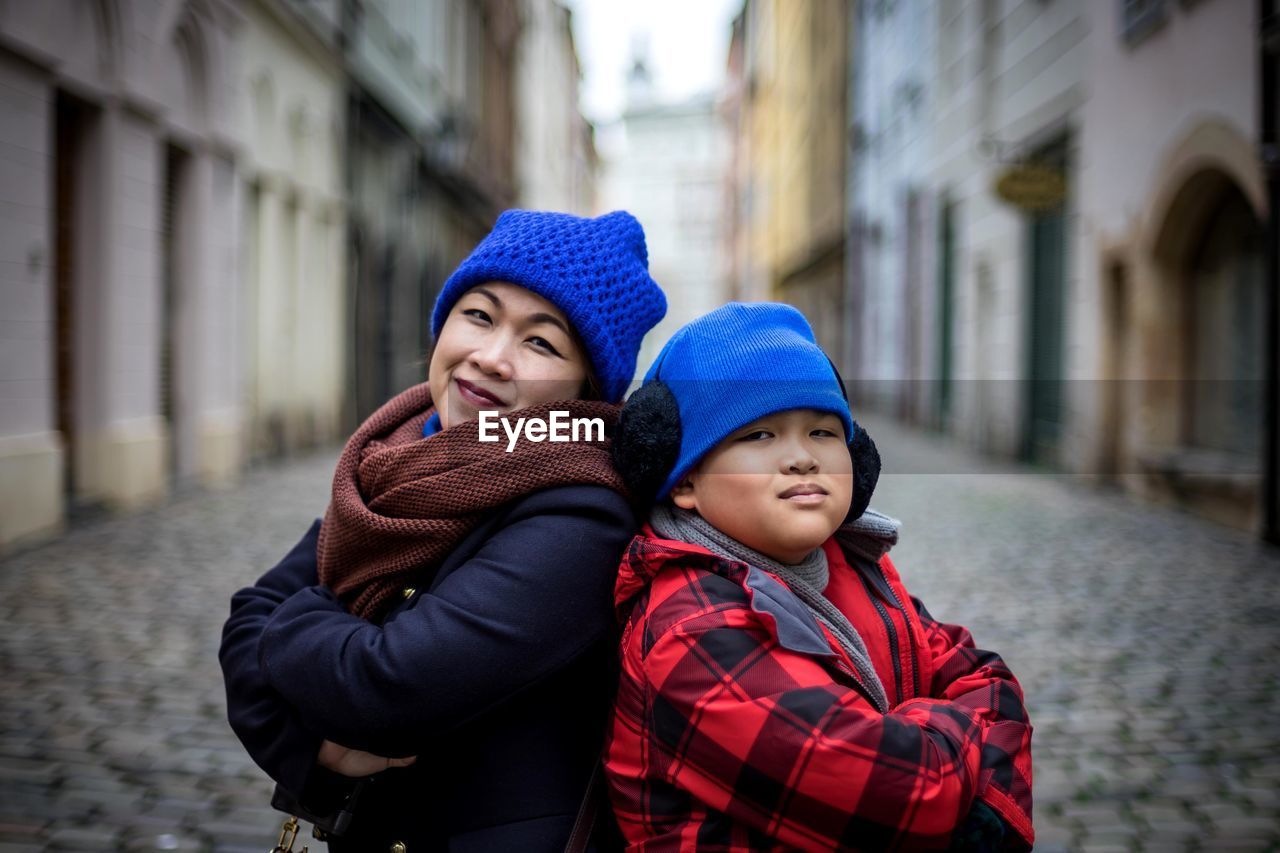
top-left (778, 483), bottom-right (828, 502)
top-left (455, 378), bottom-right (508, 407)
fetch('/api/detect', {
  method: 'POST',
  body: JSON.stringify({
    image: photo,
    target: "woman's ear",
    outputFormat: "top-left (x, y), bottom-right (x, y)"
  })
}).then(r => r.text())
top-left (846, 420), bottom-right (880, 522)
top-left (612, 380), bottom-right (682, 506)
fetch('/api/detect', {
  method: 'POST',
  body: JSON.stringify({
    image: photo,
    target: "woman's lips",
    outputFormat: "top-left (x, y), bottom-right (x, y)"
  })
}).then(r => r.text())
top-left (455, 378), bottom-right (506, 407)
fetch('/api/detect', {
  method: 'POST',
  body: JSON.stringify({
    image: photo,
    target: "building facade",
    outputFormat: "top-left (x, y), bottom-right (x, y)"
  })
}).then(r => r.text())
top-left (237, 0), bottom-right (347, 457)
top-left (840, 0), bottom-right (1270, 533)
top-left (729, 0), bottom-right (849, 357)
top-left (597, 55), bottom-right (730, 374)
top-left (342, 0), bottom-right (518, 423)
top-left (0, 0), bottom-right (581, 551)
top-left (0, 0), bottom-right (243, 548)
top-left (1078, 0), bottom-right (1266, 530)
top-left (847, 0), bottom-right (938, 420)
top-left (769, 0), bottom-right (849, 362)
top-left (513, 0), bottom-right (595, 213)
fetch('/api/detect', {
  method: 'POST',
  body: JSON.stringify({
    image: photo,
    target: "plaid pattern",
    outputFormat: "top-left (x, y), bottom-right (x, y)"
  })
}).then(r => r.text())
top-left (605, 531), bottom-right (1034, 852)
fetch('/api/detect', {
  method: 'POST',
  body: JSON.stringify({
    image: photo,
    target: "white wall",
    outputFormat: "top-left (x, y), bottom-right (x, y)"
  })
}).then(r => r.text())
top-left (598, 94), bottom-right (730, 376)
top-left (515, 0), bottom-right (583, 213)
top-left (237, 0), bottom-right (347, 454)
top-left (0, 0), bottom-right (242, 548)
top-left (0, 51), bottom-right (62, 546)
top-left (926, 0), bottom-right (1089, 458)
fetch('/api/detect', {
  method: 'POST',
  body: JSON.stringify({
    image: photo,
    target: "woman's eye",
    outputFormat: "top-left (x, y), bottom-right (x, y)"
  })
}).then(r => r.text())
top-left (462, 308), bottom-right (492, 324)
top-left (528, 336), bottom-right (562, 356)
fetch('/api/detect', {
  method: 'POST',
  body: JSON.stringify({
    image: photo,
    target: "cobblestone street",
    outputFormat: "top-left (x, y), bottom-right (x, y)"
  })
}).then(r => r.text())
top-left (2, 421), bottom-right (1279, 852)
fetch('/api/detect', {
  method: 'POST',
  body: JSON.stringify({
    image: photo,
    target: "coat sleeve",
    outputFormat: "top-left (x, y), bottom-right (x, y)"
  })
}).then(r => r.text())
top-left (910, 593), bottom-right (1035, 851)
top-left (218, 520), bottom-right (328, 799)
top-left (256, 485), bottom-right (635, 756)
top-left (633, 601), bottom-right (1001, 852)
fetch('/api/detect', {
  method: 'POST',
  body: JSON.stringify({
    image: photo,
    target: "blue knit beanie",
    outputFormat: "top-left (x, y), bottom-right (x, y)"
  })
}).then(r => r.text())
top-left (644, 302), bottom-right (853, 499)
top-left (430, 209), bottom-right (667, 403)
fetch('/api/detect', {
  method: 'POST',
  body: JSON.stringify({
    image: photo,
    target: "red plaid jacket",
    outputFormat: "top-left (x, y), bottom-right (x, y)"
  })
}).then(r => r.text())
top-left (604, 528), bottom-right (1034, 852)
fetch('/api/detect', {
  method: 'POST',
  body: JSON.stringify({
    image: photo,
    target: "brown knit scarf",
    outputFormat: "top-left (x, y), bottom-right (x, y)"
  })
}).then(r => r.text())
top-left (316, 381), bottom-right (627, 621)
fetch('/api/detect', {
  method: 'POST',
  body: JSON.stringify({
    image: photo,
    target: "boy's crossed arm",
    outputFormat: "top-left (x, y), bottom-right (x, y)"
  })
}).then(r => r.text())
top-left (906, 592), bottom-right (1035, 850)
top-left (633, 601), bottom-right (1033, 852)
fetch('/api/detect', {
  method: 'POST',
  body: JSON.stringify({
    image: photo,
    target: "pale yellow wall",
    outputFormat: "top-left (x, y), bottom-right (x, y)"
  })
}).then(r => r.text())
top-left (745, 0), bottom-right (847, 300)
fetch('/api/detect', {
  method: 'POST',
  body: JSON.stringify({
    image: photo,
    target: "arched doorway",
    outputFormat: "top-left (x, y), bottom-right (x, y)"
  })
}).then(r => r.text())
top-left (1142, 164), bottom-right (1268, 529)
top-left (1183, 187), bottom-right (1266, 459)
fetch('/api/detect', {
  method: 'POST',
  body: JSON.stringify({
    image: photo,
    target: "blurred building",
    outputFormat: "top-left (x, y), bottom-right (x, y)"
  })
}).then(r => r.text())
top-left (721, 10), bottom-right (752, 304)
top-left (238, 0), bottom-right (347, 458)
top-left (0, 0), bottom-right (242, 548)
top-left (343, 0), bottom-right (518, 424)
top-left (514, 0), bottom-right (596, 213)
top-left (846, 0), bottom-right (935, 421)
top-left (1079, 0), bottom-right (1266, 530)
top-left (0, 0), bottom-right (591, 551)
top-left (728, 0), bottom-right (849, 358)
top-left (597, 51), bottom-right (730, 374)
top-left (841, 0), bottom-right (1271, 533)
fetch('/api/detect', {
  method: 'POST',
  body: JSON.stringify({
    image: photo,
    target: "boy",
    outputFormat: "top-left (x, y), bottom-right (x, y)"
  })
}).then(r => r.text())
top-left (605, 303), bottom-right (1033, 851)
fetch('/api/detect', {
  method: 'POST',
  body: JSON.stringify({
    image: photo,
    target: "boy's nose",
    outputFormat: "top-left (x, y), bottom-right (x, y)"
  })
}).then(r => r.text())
top-left (783, 448), bottom-right (819, 474)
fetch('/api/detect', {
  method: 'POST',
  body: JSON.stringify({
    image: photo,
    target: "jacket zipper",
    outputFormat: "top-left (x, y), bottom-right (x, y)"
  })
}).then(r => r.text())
top-left (831, 657), bottom-right (888, 714)
top-left (858, 573), bottom-right (905, 707)
top-left (873, 564), bottom-right (920, 700)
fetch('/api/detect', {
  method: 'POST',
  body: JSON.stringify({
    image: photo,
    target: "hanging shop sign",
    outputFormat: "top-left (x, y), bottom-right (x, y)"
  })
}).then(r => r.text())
top-left (993, 163), bottom-right (1067, 211)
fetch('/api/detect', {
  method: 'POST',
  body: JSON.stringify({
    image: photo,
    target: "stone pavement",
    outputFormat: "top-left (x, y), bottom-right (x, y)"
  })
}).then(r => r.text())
top-left (0, 451), bottom-right (340, 853)
top-left (1, 422), bottom-right (1279, 852)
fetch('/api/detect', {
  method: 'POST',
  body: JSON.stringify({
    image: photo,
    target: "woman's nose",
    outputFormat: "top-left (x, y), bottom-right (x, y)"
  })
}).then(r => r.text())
top-left (469, 336), bottom-right (514, 379)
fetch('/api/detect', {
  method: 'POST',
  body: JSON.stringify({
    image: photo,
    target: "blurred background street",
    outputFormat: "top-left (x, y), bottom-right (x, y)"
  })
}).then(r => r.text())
top-left (2, 419), bottom-right (1279, 851)
top-left (2, 0), bottom-right (1278, 850)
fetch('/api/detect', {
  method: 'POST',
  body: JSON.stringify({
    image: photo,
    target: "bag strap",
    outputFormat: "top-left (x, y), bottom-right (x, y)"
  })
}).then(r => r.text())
top-left (564, 759), bottom-right (604, 853)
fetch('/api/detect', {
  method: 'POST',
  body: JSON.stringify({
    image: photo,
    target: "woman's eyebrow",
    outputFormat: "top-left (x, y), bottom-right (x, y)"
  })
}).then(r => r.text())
top-left (471, 286), bottom-right (502, 307)
top-left (526, 312), bottom-right (571, 336)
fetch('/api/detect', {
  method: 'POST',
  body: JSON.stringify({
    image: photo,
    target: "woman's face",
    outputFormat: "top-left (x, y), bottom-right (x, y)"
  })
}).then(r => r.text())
top-left (428, 282), bottom-right (592, 430)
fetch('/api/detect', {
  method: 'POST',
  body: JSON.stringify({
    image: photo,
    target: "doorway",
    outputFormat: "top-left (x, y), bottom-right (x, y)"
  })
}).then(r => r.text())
top-left (161, 143), bottom-right (196, 485)
top-left (54, 91), bottom-right (97, 505)
top-left (1022, 139), bottom-right (1070, 466)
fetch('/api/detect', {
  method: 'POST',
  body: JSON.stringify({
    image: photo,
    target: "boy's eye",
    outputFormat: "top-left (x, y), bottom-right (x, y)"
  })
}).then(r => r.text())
top-left (738, 430), bottom-right (772, 441)
top-left (811, 429), bottom-right (839, 438)
top-left (528, 336), bottom-right (562, 356)
top-left (462, 308), bottom-right (492, 324)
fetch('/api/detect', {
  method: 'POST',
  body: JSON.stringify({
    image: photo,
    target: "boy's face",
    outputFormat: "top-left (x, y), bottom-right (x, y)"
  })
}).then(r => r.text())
top-left (672, 408), bottom-right (853, 564)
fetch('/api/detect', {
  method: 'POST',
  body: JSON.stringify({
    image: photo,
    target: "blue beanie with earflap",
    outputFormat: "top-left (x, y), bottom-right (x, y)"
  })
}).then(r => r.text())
top-left (639, 303), bottom-right (854, 499)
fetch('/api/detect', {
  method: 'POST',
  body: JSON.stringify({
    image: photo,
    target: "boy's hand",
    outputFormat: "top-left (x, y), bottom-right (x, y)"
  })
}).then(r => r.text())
top-left (317, 739), bottom-right (417, 777)
top-left (948, 800), bottom-right (1012, 852)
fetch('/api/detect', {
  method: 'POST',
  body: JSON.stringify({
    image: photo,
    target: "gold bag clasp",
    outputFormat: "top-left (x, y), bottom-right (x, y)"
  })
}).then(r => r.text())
top-left (271, 816), bottom-right (310, 853)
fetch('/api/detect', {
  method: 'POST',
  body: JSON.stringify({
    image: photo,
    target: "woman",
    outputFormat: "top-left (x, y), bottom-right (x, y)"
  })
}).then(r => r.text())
top-left (219, 209), bottom-right (666, 851)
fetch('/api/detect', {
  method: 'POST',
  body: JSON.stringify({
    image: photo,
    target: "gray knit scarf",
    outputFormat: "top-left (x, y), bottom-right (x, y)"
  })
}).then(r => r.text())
top-left (649, 504), bottom-right (890, 713)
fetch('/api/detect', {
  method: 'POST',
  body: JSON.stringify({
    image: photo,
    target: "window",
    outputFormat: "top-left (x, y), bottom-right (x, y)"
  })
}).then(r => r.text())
top-left (1120, 0), bottom-right (1167, 46)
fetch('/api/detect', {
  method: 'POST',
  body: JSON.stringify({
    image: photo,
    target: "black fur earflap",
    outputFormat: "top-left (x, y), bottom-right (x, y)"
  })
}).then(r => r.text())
top-left (846, 419), bottom-right (880, 522)
top-left (612, 381), bottom-right (682, 507)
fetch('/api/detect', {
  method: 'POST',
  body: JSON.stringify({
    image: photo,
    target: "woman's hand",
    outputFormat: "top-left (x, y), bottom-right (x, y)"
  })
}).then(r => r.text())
top-left (317, 739), bottom-right (417, 778)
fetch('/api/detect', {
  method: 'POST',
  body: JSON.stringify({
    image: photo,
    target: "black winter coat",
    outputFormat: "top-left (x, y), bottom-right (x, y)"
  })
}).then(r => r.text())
top-left (219, 484), bottom-right (636, 852)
